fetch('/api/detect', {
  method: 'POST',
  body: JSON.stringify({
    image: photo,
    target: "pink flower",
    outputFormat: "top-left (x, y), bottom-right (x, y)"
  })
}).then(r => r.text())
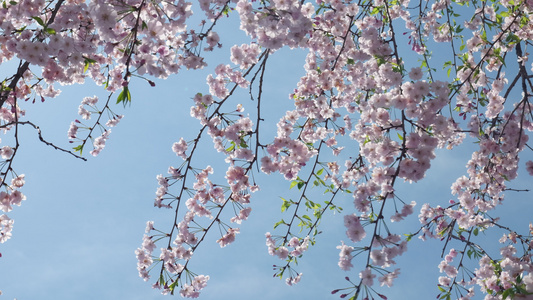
top-left (286, 273), bottom-right (302, 286)
top-left (192, 275), bottom-right (209, 290)
top-left (359, 267), bottom-right (376, 286)
top-left (172, 138), bottom-right (188, 159)
top-left (526, 161), bottom-right (533, 176)
top-left (9, 190), bottom-right (25, 206)
top-left (145, 221), bottom-right (154, 233)
top-left (216, 228), bottom-right (239, 248)
top-left (275, 246), bottom-right (289, 260)
top-left (370, 249), bottom-right (388, 267)
top-left (408, 67), bottom-right (423, 80)
top-left (0, 146), bottom-right (13, 159)
top-left (226, 166), bottom-right (249, 193)
top-left (344, 214), bottom-right (366, 242)
top-left (0, 192), bottom-right (11, 212)
top-left (11, 175), bottom-right (25, 188)
top-left (230, 207), bottom-right (252, 224)
top-left (337, 242), bottom-right (354, 271)
top-left (179, 284), bottom-right (199, 298)
top-left (524, 273), bottom-right (533, 293)
top-left (67, 122), bottom-right (78, 139)
top-left (0, 214), bottom-right (14, 243)
top-left (438, 276), bottom-right (451, 287)
top-left (106, 115), bottom-right (123, 127)
top-left (379, 269), bottom-right (400, 287)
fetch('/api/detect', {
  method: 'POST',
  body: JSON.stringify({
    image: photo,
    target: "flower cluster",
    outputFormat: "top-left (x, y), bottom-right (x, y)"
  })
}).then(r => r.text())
top-left (0, 175), bottom-right (26, 243)
top-left (2, 0), bottom-right (533, 299)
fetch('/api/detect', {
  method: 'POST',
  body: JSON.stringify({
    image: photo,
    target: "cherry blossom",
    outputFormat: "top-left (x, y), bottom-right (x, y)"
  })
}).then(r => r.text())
top-left (1, 0), bottom-right (533, 299)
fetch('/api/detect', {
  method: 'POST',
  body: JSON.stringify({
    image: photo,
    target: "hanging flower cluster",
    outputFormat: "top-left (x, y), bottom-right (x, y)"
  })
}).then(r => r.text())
top-left (1, 0), bottom-right (533, 299)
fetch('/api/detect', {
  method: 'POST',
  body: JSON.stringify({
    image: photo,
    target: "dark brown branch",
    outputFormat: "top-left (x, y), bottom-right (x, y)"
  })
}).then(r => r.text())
top-left (10, 121), bottom-right (87, 161)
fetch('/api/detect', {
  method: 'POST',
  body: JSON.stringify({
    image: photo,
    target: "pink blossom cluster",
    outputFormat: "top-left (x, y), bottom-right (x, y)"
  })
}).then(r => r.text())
top-left (471, 241), bottom-right (533, 299)
top-left (67, 95), bottom-right (123, 156)
top-left (172, 138), bottom-right (188, 160)
top-left (207, 64), bottom-right (248, 99)
top-left (0, 0), bottom-right (236, 168)
top-left (0, 146), bottom-right (13, 160)
top-left (344, 214), bottom-right (366, 243)
top-left (2, 0), bottom-right (533, 299)
top-left (261, 137), bottom-right (318, 180)
top-left (235, 0), bottom-right (314, 50)
top-left (179, 275), bottom-right (209, 298)
top-left (0, 214), bottom-right (14, 244)
top-left (145, 160), bottom-right (257, 296)
top-left (336, 241), bottom-right (354, 271)
top-left (265, 232), bottom-right (309, 286)
top-left (140, 0), bottom-right (533, 298)
top-left (90, 130), bottom-right (110, 156)
top-left (0, 175), bottom-right (25, 243)
top-left (230, 44), bottom-right (261, 69)
top-left (147, 101), bottom-right (259, 296)
top-left (265, 233), bottom-right (310, 261)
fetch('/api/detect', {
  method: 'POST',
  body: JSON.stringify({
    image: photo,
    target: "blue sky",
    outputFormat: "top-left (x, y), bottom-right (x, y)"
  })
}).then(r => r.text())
top-left (1, 4), bottom-right (533, 300)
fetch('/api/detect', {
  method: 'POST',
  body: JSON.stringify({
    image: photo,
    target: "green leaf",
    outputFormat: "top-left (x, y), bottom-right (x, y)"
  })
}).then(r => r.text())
top-left (116, 86), bottom-right (131, 106)
top-left (438, 227), bottom-right (448, 236)
top-left (289, 181), bottom-right (298, 189)
top-left (73, 144), bottom-right (84, 155)
top-left (273, 219), bottom-right (286, 229)
top-left (316, 168), bottom-right (324, 176)
top-left (397, 133), bottom-right (403, 141)
top-left (404, 233), bottom-right (413, 242)
top-left (374, 56), bottom-right (386, 66)
top-left (116, 89), bottom-right (125, 104)
top-left (305, 200), bottom-right (312, 210)
top-left (281, 198), bottom-right (291, 212)
top-left (32, 16), bottom-right (44, 26)
top-left (315, 2), bottom-right (326, 14)
top-left (481, 30), bottom-right (488, 43)
top-left (84, 57), bottom-right (96, 64)
top-left (168, 280), bottom-right (177, 293)
top-left (221, 5), bottom-right (231, 16)
top-left (225, 141), bottom-right (235, 152)
top-left (44, 27), bottom-right (56, 34)
top-left (502, 289), bottom-right (511, 300)
top-left (297, 181), bottom-right (304, 190)
top-left (239, 137), bottom-right (248, 148)
top-left (126, 86), bottom-right (131, 101)
top-left (473, 227), bottom-right (479, 236)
